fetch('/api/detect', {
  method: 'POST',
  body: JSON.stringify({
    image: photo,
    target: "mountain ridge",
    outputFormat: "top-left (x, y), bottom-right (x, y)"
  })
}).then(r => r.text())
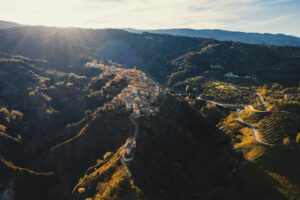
top-left (1, 19), bottom-right (300, 47)
top-left (125, 28), bottom-right (300, 47)
top-left (0, 20), bottom-right (21, 29)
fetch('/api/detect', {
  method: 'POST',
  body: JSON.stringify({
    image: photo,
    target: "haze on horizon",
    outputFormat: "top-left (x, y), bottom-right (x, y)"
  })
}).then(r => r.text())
top-left (0, 0), bottom-right (299, 36)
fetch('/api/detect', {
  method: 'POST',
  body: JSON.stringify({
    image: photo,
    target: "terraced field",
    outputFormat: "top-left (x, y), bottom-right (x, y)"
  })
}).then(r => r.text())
top-left (201, 81), bottom-right (255, 104)
top-left (257, 112), bottom-right (300, 144)
top-left (239, 110), bottom-right (269, 124)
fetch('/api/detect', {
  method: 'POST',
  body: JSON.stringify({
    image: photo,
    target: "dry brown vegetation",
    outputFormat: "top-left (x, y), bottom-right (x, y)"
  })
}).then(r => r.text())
top-left (73, 149), bottom-right (141, 200)
top-left (0, 124), bottom-right (6, 133)
top-left (0, 155), bottom-right (54, 177)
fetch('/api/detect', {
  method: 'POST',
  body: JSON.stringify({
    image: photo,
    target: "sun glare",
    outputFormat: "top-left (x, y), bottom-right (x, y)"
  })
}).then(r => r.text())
top-left (0, 0), bottom-right (299, 35)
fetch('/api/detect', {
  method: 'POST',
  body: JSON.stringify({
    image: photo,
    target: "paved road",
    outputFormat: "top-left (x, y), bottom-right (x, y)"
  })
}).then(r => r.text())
top-left (247, 105), bottom-right (270, 113)
top-left (235, 117), bottom-right (276, 146)
top-left (170, 88), bottom-right (272, 145)
top-left (234, 93), bottom-right (280, 146)
top-left (197, 96), bottom-right (245, 110)
top-left (120, 113), bottom-right (141, 164)
top-left (170, 89), bottom-right (277, 146)
top-left (130, 113), bottom-right (141, 138)
top-left (255, 93), bottom-right (268, 112)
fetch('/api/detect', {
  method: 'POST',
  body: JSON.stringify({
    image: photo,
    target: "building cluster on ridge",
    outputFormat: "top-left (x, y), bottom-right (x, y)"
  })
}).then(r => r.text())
top-left (87, 61), bottom-right (163, 115)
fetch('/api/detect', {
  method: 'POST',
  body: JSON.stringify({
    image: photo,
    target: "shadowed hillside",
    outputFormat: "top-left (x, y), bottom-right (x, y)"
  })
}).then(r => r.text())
top-left (0, 54), bottom-right (245, 199)
top-left (1, 26), bottom-right (300, 85)
top-left (0, 24), bottom-right (300, 199)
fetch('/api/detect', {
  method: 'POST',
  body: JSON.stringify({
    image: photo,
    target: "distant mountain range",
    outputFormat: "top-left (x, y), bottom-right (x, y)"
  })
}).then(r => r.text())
top-left (1, 19), bottom-right (300, 47)
top-left (126, 28), bottom-right (300, 47)
top-left (0, 20), bottom-right (21, 29)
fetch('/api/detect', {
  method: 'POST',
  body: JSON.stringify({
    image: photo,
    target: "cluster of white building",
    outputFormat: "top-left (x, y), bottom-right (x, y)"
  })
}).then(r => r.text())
top-left (94, 63), bottom-right (162, 115)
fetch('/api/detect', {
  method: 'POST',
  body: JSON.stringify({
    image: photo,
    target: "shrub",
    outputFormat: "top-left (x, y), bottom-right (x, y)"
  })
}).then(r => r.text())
top-left (28, 91), bottom-right (36, 96)
top-left (0, 107), bottom-right (23, 123)
top-left (46, 108), bottom-right (58, 115)
top-left (9, 110), bottom-right (23, 121)
top-left (77, 187), bottom-right (85, 194)
top-left (0, 107), bottom-right (9, 117)
top-left (296, 133), bottom-right (300, 144)
top-left (283, 137), bottom-right (290, 145)
top-left (66, 82), bottom-right (74, 87)
top-left (103, 152), bottom-right (113, 160)
top-left (41, 93), bottom-right (52, 102)
top-left (0, 124), bottom-right (6, 133)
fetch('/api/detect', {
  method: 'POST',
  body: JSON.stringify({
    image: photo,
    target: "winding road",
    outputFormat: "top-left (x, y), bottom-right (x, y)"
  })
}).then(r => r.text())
top-left (200, 93), bottom-right (275, 146)
top-left (255, 93), bottom-right (268, 112)
top-left (247, 105), bottom-right (270, 113)
top-left (120, 112), bottom-right (141, 164)
top-left (197, 96), bottom-right (245, 110)
top-left (170, 88), bottom-right (278, 147)
top-left (235, 116), bottom-right (276, 146)
top-left (233, 93), bottom-right (283, 146)
top-left (117, 87), bottom-right (279, 180)
top-left (204, 93), bottom-right (282, 146)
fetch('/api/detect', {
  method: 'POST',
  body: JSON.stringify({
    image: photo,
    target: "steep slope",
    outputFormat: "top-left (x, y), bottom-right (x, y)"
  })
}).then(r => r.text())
top-left (71, 95), bottom-right (249, 200)
top-left (72, 149), bottom-right (141, 200)
top-left (0, 55), bottom-right (255, 200)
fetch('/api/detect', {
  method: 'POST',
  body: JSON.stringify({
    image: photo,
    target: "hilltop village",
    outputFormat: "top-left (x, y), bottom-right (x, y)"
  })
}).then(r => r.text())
top-left (86, 61), bottom-right (164, 115)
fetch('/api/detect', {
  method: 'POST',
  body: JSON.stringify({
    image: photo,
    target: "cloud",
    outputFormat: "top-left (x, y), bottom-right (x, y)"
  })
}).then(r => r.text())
top-left (236, 14), bottom-right (295, 29)
top-left (86, 0), bottom-right (128, 4)
top-left (0, 0), bottom-right (299, 36)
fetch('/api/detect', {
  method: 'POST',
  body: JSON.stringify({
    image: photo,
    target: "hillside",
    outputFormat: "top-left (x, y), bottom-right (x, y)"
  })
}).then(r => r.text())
top-left (0, 55), bottom-right (255, 199)
top-left (0, 26), bottom-right (205, 81)
top-left (167, 41), bottom-right (300, 86)
top-left (127, 28), bottom-right (300, 47)
top-left (0, 25), bottom-right (300, 199)
top-left (1, 26), bottom-right (300, 85)
top-left (0, 20), bottom-right (21, 29)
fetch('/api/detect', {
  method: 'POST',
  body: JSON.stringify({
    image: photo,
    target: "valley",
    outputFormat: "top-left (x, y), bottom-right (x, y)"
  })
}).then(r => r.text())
top-left (0, 26), bottom-right (299, 200)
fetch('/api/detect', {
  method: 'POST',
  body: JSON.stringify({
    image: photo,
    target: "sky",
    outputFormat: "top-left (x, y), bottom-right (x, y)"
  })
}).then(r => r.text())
top-left (0, 0), bottom-right (299, 36)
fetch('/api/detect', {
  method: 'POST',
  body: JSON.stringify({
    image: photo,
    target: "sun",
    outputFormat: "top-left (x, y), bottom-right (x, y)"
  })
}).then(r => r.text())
top-left (0, 0), bottom-right (87, 27)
